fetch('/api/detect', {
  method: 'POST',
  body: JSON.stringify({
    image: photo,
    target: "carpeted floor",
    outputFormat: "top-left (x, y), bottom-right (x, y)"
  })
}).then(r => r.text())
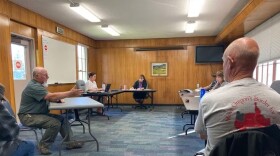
top-left (19, 106), bottom-right (205, 156)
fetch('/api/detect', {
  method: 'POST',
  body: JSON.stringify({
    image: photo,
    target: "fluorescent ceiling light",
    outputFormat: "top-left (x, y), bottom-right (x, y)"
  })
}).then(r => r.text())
top-left (70, 3), bottom-right (100, 22)
top-left (185, 21), bottom-right (196, 33)
top-left (187, 0), bottom-right (203, 17)
top-left (101, 25), bottom-right (120, 36)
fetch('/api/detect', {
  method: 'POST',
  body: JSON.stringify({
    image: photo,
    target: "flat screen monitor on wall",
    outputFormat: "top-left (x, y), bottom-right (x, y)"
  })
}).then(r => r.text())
top-left (195, 46), bottom-right (224, 64)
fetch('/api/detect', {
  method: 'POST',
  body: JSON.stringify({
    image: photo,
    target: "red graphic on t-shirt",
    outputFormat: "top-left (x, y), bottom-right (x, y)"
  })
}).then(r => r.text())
top-left (234, 102), bottom-right (270, 130)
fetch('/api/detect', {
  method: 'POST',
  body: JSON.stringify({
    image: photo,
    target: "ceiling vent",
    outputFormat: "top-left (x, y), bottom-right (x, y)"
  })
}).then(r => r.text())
top-left (134, 45), bottom-right (186, 51)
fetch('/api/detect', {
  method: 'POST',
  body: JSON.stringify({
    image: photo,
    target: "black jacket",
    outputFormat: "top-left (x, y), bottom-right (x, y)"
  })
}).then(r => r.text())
top-left (209, 124), bottom-right (280, 156)
top-left (132, 80), bottom-right (147, 99)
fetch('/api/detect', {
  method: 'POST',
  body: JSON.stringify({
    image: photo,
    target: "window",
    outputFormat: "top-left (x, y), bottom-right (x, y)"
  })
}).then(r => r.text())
top-left (253, 68), bottom-right (257, 79)
top-left (257, 63), bottom-right (263, 83)
top-left (11, 44), bottom-right (26, 80)
top-left (255, 58), bottom-right (280, 86)
top-left (267, 61), bottom-right (273, 86)
top-left (77, 44), bottom-right (88, 82)
top-left (276, 59), bottom-right (280, 80)
top-left (262, 63), bottom-right (267, 85)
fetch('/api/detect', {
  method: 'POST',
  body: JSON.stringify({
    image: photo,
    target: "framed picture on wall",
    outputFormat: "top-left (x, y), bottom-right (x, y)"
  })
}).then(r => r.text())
top-left (151, 62), bottom-right (168, 76)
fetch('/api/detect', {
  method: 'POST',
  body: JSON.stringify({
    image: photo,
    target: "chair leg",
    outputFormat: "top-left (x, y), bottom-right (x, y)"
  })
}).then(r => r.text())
top-left (134, 99), bottom-right (147, 109)
top-left (183, 123), bottom-right (188, 131)
top-left (185, 127), bottom-right (194, 135)
top-left (33, 129), bottom-right (39, 143)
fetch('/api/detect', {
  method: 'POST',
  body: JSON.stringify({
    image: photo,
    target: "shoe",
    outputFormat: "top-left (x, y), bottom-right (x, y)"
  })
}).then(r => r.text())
top-left (38, 145), bottom-right (52, 155)
top-left (65, 141), bottom-right (84, 150)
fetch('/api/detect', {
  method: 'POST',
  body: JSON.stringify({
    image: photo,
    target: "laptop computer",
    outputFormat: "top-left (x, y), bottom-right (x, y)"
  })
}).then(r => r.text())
top-left (104, 84), bottom-right (111, 92)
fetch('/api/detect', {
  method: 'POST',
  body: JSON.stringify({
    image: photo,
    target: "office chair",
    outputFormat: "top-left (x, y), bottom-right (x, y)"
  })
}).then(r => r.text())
top-left (2, 100), bottom-right (40, 143)
top-left (178, 90), bottom-right (199, 135)
top-left (271, 80), bottom-right (280, 94)
top-left (209, 124), bottom-right (280, 156)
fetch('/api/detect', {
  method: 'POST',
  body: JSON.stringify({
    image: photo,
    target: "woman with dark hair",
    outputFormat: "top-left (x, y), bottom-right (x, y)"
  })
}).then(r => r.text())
top-left (131, 74), bottom-right (148, 106)
top-left (85, 72), bottom-right (103, 113)
top-left (85, 72), bottom-right (103, 92)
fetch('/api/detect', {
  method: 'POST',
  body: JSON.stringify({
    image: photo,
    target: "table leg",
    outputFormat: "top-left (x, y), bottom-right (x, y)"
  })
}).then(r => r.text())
top-left (107, 96), bottom-right (110, 110)
top-left (59, 110), bottom-right (70, 156)
top-left (70, 109), bottom-right (88, 134)
top-left (87, 108), bottom-right (99, 151)
top-left (107, 94), bottom-right (122, 112)
top-left (151, 92), bottom-right (154, 109)
top-left (88, 96), bottom-right (110, 120)
top-left (114, 94), bottom-right (122, 112)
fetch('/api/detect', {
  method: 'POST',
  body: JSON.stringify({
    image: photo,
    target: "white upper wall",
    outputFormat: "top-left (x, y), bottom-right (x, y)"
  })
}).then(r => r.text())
top-left (246, 12), bottom-right (280, 63)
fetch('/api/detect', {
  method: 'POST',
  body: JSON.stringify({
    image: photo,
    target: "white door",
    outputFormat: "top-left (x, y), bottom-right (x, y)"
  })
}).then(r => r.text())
top-left (11, 37), bottom-right (34, 117)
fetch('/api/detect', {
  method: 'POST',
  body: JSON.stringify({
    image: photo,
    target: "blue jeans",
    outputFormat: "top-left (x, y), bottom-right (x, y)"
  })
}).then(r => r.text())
top-left (12, 140), bottom-right (35, 156)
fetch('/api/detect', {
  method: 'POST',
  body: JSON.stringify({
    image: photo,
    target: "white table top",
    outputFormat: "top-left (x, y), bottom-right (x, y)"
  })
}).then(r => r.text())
top-left (49, 97), bottom-right (104, 110)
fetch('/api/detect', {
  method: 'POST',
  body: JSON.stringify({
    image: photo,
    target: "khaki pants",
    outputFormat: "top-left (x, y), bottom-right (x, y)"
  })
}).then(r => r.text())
top-left (19, 113), bottom-right (73, 148)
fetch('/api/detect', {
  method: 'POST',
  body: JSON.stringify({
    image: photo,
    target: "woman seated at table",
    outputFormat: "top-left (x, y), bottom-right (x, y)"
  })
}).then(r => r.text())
top-left (131, 74), bottom-right (148, 105)
top-left (85, 72), bottom-right (103, 92)
top-left (211, 70), bottom-right (228, 91)
top-left (86, 72), bottom-right (103, 113)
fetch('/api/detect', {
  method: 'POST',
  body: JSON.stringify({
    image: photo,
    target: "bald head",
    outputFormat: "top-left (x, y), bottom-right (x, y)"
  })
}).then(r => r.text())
top-left (33, 67), bottom-right (45, 77)
top-left (33, 67), bottom-right (49, 84)
top-left (223, 37), bottom-right (259, 82)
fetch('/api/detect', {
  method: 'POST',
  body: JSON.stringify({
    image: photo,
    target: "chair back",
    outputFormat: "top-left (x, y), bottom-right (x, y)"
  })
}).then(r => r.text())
top-left (271, 80), bottom-right (280, 94)
top-left (76, 80), bottom-right (86, 92)
top-left (1, 100), bottom-right (41, 143)
top-left (2, 100), bottom-right (16, 118)
top-left (209, 124), bottom-right (280, 156)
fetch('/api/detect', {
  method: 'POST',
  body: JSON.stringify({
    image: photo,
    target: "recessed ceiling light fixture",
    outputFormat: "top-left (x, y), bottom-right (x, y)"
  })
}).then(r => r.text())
top-left (101, 25), bottom-right (120, 36)
top-left (70, 2), bottom-right (100, 22)
top-left (187, 0), bottom-right (203, 17)
top-left (185, 21), bottom-right (196, 33)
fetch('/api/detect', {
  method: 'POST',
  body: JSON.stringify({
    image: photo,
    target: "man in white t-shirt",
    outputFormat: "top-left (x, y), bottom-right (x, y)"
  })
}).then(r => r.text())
top-left (194, 37), bottom-right (280, 156)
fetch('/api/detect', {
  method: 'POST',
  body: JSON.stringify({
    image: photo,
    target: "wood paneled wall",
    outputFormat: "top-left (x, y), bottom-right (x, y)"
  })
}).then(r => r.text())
top-left (0, 0), bottom-right (277, 109)
top-left (0, 0), bottom-right (97, 112)
top-left (0, 14), bottom-right (14, 106)
top-left (94, 38), bottom-right (223, 105)
top-left (7, 0), bottom-right (276, 106)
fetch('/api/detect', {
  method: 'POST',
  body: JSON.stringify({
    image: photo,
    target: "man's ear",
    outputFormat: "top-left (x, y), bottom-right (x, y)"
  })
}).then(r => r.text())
top-left (227, 56), bottom-right (235, 69)
top-left (227, 56), bottom-right (234, 63)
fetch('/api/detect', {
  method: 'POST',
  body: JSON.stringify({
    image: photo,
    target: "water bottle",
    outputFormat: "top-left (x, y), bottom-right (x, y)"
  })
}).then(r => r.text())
top-left (102, 82), bottom-right (106, 90)
top-left (196, 83), bottom-right (200, 89)
top-left (200, 88), bottom-right (206, 100)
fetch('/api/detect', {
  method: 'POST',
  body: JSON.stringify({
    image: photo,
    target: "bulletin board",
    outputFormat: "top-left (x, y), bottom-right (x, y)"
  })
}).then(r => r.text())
top-left (42, 36), bottom-right (76, 84)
